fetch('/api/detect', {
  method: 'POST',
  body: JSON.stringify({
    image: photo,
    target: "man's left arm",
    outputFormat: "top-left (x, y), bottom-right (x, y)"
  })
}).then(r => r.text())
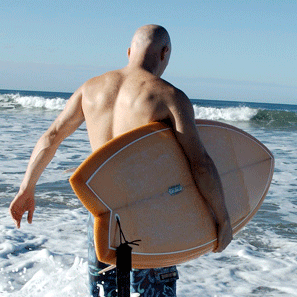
top-left (167, 91), bottom-right (233, 252)
top-left (9, 87), bottom-right (85, 228)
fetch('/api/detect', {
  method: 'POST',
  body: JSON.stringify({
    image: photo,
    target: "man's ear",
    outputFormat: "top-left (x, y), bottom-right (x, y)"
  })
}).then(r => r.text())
top-left (161, 46), bottom-right (169, 61)
top-left (127, 47), bottom-right (131, 58)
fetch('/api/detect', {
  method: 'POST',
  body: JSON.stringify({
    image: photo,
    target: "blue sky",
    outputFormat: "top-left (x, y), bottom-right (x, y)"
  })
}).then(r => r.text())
top-left (1, 0), bottom-right (296, 104)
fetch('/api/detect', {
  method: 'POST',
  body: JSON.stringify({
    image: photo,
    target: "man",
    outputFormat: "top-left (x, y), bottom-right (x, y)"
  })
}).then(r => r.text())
top-left (10, 25), bottom-right (232, 296)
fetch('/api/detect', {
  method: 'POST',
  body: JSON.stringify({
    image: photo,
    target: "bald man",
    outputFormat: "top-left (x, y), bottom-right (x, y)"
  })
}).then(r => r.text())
top-left (10, 25), bottom-right (232, 296)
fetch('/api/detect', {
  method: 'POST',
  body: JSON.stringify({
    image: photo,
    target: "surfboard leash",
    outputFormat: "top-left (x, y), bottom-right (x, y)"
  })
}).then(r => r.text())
top-left (116, 217), bottom-right (141, 297)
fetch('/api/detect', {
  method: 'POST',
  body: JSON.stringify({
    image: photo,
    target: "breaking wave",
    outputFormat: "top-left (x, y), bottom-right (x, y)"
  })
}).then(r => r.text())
top-left (193, 104), bottom-right (297, 128)
top-left (1, 91), bottom-right (297, 128)
top-left (0, 93), bottom-right (67, 111)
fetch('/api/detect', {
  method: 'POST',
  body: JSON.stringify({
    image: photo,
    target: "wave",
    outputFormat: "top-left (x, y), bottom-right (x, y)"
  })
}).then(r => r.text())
top-left (194, 105), bottom-right (297, 128)
top-left (0, 93), bottom-right (67, 111)
top-left (193, 105), bottom-right (258, 122)
top-left (252, 109), bottom-right (297, 126)
top-left (1, 92), bottom-right (297, 128)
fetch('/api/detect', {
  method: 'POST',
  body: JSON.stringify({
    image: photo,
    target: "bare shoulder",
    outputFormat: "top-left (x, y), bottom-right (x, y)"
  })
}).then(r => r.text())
top-left (156, 79), bottom-right (193, 117)
top-left (82, 70), bottom-right (124, 91)
top-left (150, 79), bottom-right (195, 134)
top-left (152, 78), bottom-right (189, 102)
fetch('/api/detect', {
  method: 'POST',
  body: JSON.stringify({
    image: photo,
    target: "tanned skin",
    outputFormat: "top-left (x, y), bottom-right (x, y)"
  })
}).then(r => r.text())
top-left (10, 25), bottom-right (232, 252)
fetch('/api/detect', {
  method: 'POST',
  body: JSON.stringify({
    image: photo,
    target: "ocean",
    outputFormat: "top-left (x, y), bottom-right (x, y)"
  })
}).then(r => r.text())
top-left (0, 89), bottom-right (297, 296)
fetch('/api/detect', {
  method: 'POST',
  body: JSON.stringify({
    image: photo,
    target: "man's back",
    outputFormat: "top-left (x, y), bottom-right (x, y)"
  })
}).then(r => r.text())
top-left (82, 67), bottom-right (176, 151)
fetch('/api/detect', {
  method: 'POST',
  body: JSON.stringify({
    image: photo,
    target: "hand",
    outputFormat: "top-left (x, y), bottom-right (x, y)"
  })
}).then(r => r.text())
top-left (9, 188), bottom-right (35, 228)
top-left (213, 219), bottom-right (233, 253)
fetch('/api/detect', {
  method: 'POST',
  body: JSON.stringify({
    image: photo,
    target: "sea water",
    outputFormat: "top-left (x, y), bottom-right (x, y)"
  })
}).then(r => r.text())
top-left (0, 89), bottom-right (297, 296)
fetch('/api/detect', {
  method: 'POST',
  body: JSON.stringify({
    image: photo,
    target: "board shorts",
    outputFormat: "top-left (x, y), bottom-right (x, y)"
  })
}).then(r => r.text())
top-left (88, 213), bottom-right (179, 297)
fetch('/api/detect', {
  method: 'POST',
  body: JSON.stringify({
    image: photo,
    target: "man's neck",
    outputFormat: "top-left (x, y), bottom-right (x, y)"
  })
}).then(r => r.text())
top-left (127, 56), bottom-right (162, 77)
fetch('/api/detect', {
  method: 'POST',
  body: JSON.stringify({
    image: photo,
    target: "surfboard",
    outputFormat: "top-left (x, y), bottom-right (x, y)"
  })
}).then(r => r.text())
top-left (69, 120), bottom-right (274, 269)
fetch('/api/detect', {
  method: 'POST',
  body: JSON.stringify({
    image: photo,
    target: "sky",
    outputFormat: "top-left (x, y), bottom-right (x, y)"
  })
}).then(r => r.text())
top-left (0, 0), bottom-right (296, 104)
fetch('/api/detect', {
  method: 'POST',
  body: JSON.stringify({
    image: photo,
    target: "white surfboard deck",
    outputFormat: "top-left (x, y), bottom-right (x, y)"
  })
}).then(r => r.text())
top-left (70, 120), bottom-right (274, 268)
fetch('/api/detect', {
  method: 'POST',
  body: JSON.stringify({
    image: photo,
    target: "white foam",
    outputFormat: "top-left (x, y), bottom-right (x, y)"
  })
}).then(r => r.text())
top-left (0, 207), bottom-right (89, 296)
top-left (193, 105), bottom-right (258, 122)
top-left (1, 93), bottom-right (67, 111)
top-left (4, 256), bottom-right (89, 297)
top-left (14, 95), bottom-right (66, 110)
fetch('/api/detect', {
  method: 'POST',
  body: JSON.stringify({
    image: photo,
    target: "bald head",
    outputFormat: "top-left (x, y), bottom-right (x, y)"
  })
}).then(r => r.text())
top-left (127, 25), bottom-right (171, 76)
top-left (131, 25), bottom-right (171, 52)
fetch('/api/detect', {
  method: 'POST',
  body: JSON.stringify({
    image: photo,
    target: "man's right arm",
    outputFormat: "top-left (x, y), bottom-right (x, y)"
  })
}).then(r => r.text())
top-left (167, 90), bottom-right (233, 252)
top-left (9, 87), bottom-right (85, 228)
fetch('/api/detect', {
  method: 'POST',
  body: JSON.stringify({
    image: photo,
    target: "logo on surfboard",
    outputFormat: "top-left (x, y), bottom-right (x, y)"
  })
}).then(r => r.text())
top-left (168, 184), bottom-right (184, 196)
